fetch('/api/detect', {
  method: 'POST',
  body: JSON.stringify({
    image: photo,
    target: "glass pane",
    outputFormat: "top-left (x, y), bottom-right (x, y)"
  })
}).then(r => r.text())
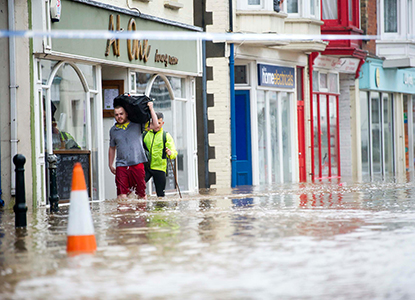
top-left (257, 90), bottom-right (267, 185)
top-left (296, 68), bottom-right (303, 100)
top-left (248, 0), bottom-right (260, 5)
top-left (360, 92), bottom-right (370, 177)
top-left (349, 0), bottom-right (353, 21)
top-left (90, 96), bottom-right (99, 200)
top-left (320, 73), bottom-right (328, 89)
top-left (270, 92), bottom-right (280, 183)
top-left (41, 60), bottom-right (59, 85)
top-left (235, 65), bottom-right (247, 84)
top-left (281, 92), bottom-right (292, 182)
top-left (77, 63), bottom-right (95, 90)
top-left (52, 64), bottom-right (86, 150)
top-left (322, 0), bottom-right (338, 19)
top-left (287, 0), bottom-right (299, 13)
top-left (329, 96), bottom-right (338, 176)
top-left (371, 92), bottom-right (382, 175)
top-left (383, 93), bottom-right (394, 175)
top-left (313, 94), bottom-right (320, 177)
top-left (175, 101), bottom-right (189, 191)
top-left (320, 95), bottom-right (329, 177)
top-left (167, 76), bottom-right (186, 98)
top-left (384, 0), bottom-right (398, 33)
top-left (135, 72), bottom-right (152, 95)
top-left (313, 71), bottom-right (319, 91)
top-left (328, 73), bottom-right (338, 93)
top-left (150, 76), bottom-right (171, 111)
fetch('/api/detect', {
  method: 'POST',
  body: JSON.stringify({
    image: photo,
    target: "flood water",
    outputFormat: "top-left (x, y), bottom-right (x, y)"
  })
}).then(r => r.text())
top-left (1, 180), bottom-right (415, 299)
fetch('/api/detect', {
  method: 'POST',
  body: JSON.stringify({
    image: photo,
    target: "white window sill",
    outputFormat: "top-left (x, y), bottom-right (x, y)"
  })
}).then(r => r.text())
top-left (164, 1), bottom-right (183, 10)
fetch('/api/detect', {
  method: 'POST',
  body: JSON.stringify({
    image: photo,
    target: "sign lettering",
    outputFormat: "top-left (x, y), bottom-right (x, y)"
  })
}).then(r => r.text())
top-left (258, 64), bottom-right (295, 88)
top-left (105, 14), bottom-right (120, 57)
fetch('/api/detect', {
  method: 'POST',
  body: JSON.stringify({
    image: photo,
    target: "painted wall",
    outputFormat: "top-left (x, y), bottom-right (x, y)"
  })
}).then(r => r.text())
top-left (1, 0), bottom-right (33, 208)
top-left (98, 0), bottom-right (194, 26)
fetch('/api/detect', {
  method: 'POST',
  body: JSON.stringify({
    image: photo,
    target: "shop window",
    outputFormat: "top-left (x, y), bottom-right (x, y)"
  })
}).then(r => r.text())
top-left (312, 70), bottom-right (340, 179)
top-left (135, 72), bottom-right (152, 95)
top-left (49, 66), bottom-right (86, 151)
top-left (257, 90), bottom-right (294, 184)
top-left (360, 91), bottom-right (395, 180)
top-left (167, 77), bottom-right (186, 98)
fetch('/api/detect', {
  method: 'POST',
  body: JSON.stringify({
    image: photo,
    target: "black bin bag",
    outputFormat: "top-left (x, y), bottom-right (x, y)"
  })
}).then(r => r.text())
top-left (113, 94), bottom-right (152, 124)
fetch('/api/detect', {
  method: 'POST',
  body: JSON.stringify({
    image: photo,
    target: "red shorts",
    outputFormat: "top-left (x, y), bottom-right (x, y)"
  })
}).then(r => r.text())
top-left (115, 164), bottom-right (146, 198)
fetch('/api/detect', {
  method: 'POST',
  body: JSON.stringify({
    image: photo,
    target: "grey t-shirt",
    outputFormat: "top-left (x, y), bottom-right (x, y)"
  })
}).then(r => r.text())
top-left (109, 122), bottom-right (147, 167)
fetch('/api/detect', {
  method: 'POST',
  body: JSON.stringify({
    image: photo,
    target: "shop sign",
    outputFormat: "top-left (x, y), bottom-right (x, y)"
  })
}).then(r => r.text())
top-left (404, 72), bottom-right (414, 86)
top-left (313, 55), bottom-right (359, 73)
top-left (49, 1), bottom-right (199, 74)
top-left (257, 64), bottom-right (295, 88)
top-left (105, 15), bottom-right (179, 67)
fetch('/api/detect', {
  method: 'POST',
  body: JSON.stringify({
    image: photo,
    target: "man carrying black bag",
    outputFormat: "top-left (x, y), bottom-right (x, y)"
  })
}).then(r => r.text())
top-left (108, 94), bottom-right (158, 200)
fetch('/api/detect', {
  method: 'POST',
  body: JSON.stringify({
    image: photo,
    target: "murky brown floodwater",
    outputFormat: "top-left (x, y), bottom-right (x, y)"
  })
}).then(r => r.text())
top-left (1, 180), bottom-right (415, 299)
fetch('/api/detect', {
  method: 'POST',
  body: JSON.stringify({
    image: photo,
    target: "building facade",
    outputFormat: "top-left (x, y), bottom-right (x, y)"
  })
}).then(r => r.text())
top-left (1, 0), bottom-right (202, 208)
top-left (196, 0), bottom-right (327, 189)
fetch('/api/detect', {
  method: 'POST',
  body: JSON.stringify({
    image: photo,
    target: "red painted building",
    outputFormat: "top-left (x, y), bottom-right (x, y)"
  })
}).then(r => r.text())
top-left (308, 0), bottom-right (367, 181)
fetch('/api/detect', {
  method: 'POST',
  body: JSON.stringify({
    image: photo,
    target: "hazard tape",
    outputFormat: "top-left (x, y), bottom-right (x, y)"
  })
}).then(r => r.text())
top-left (0, 30), bottom-right (390, 41)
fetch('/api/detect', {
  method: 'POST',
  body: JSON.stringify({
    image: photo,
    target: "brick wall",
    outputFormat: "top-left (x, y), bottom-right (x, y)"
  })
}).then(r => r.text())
top-left (361, 0), bottom-right (377, 56)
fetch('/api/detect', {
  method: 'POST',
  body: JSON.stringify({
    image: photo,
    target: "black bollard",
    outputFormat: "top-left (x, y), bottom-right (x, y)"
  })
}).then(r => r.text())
top-left (13, 154), bottom-right (28, 228)
top-left (47, 154), bottom-right (59, 213)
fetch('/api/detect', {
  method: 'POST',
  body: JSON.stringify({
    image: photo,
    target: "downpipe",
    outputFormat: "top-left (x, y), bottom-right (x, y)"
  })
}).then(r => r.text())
top-left (229, 0), bottom-right (237, 187)
top-left (9, 0), bottom-right (18, 196)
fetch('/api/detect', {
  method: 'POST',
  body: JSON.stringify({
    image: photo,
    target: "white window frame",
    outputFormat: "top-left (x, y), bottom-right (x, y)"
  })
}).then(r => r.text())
top-left (379, 0), bottom-right (402, 38)
top-left (34, 59), bottom-right (104, 206)
top-left (283, 0), bottom-right (320, 19)
top-left (237, 0), bottom-right (265, 10)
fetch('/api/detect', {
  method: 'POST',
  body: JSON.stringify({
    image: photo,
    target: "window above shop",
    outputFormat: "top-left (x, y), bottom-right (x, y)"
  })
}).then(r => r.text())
top-left (237, 0), bottom-right (319, 19)
top-left (377, 0), bottom-right (415, 68)
top-left (321, 0), bottom-right (360, 29)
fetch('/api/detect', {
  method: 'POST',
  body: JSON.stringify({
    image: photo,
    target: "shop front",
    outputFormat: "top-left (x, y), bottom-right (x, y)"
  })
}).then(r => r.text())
top-left (311, 54), bottom-right (362, 180)
top-left (359, 57), bottom-right (415, 181)
top-left (234, 60), bottom-right (298, 186)
top-left (32, 0), bottom-right (201, 205)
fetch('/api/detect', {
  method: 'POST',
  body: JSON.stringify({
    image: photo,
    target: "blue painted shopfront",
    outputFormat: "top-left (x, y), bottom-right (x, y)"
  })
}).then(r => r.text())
top-left (359, 57), bottom-right (415, 180)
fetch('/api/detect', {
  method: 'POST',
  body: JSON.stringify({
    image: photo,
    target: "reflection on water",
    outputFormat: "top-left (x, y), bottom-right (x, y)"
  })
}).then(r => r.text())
top-left (1, 180), bottom-right (415, 299)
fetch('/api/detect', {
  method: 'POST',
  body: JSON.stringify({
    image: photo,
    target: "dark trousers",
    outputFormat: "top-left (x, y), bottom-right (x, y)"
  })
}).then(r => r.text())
top-left (145, 168), bottom-right (166, 197)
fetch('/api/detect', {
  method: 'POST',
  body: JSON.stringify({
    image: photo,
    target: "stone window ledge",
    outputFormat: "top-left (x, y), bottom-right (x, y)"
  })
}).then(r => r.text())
top-left (164, 1), bottom-right (183, 10)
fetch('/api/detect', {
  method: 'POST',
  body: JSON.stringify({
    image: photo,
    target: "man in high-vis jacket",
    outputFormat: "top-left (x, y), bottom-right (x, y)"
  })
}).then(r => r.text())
top-left (143, 112), bottom-right (178, 197)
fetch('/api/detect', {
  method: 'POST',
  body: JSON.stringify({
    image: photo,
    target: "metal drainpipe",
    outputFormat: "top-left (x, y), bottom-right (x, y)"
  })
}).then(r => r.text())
top-left (8, 0), bottom-right (18, 196)
top-left (229, 0), bottom-right (237, 187)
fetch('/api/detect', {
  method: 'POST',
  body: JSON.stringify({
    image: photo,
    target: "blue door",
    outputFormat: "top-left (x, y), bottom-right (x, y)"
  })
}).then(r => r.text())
top-left (234, 90), bottom-right (252, 185)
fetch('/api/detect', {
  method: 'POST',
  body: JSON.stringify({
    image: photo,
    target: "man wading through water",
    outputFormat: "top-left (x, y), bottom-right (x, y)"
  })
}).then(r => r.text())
top-left (108, 102), bottom-right (158, 200)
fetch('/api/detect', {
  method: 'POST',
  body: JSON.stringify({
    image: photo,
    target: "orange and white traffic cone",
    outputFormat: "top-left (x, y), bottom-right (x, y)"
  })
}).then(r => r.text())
top-left (66, 162), bottom-right (97, 254)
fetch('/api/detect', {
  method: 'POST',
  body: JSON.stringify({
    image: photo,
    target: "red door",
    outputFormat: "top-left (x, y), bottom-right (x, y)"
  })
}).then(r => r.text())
top-left (297, 67), bottom-right (306, 182)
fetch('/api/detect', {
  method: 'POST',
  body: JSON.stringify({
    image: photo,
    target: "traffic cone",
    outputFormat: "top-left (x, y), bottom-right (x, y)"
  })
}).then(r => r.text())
top-left (66, 162), bottom-right (97, 254)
